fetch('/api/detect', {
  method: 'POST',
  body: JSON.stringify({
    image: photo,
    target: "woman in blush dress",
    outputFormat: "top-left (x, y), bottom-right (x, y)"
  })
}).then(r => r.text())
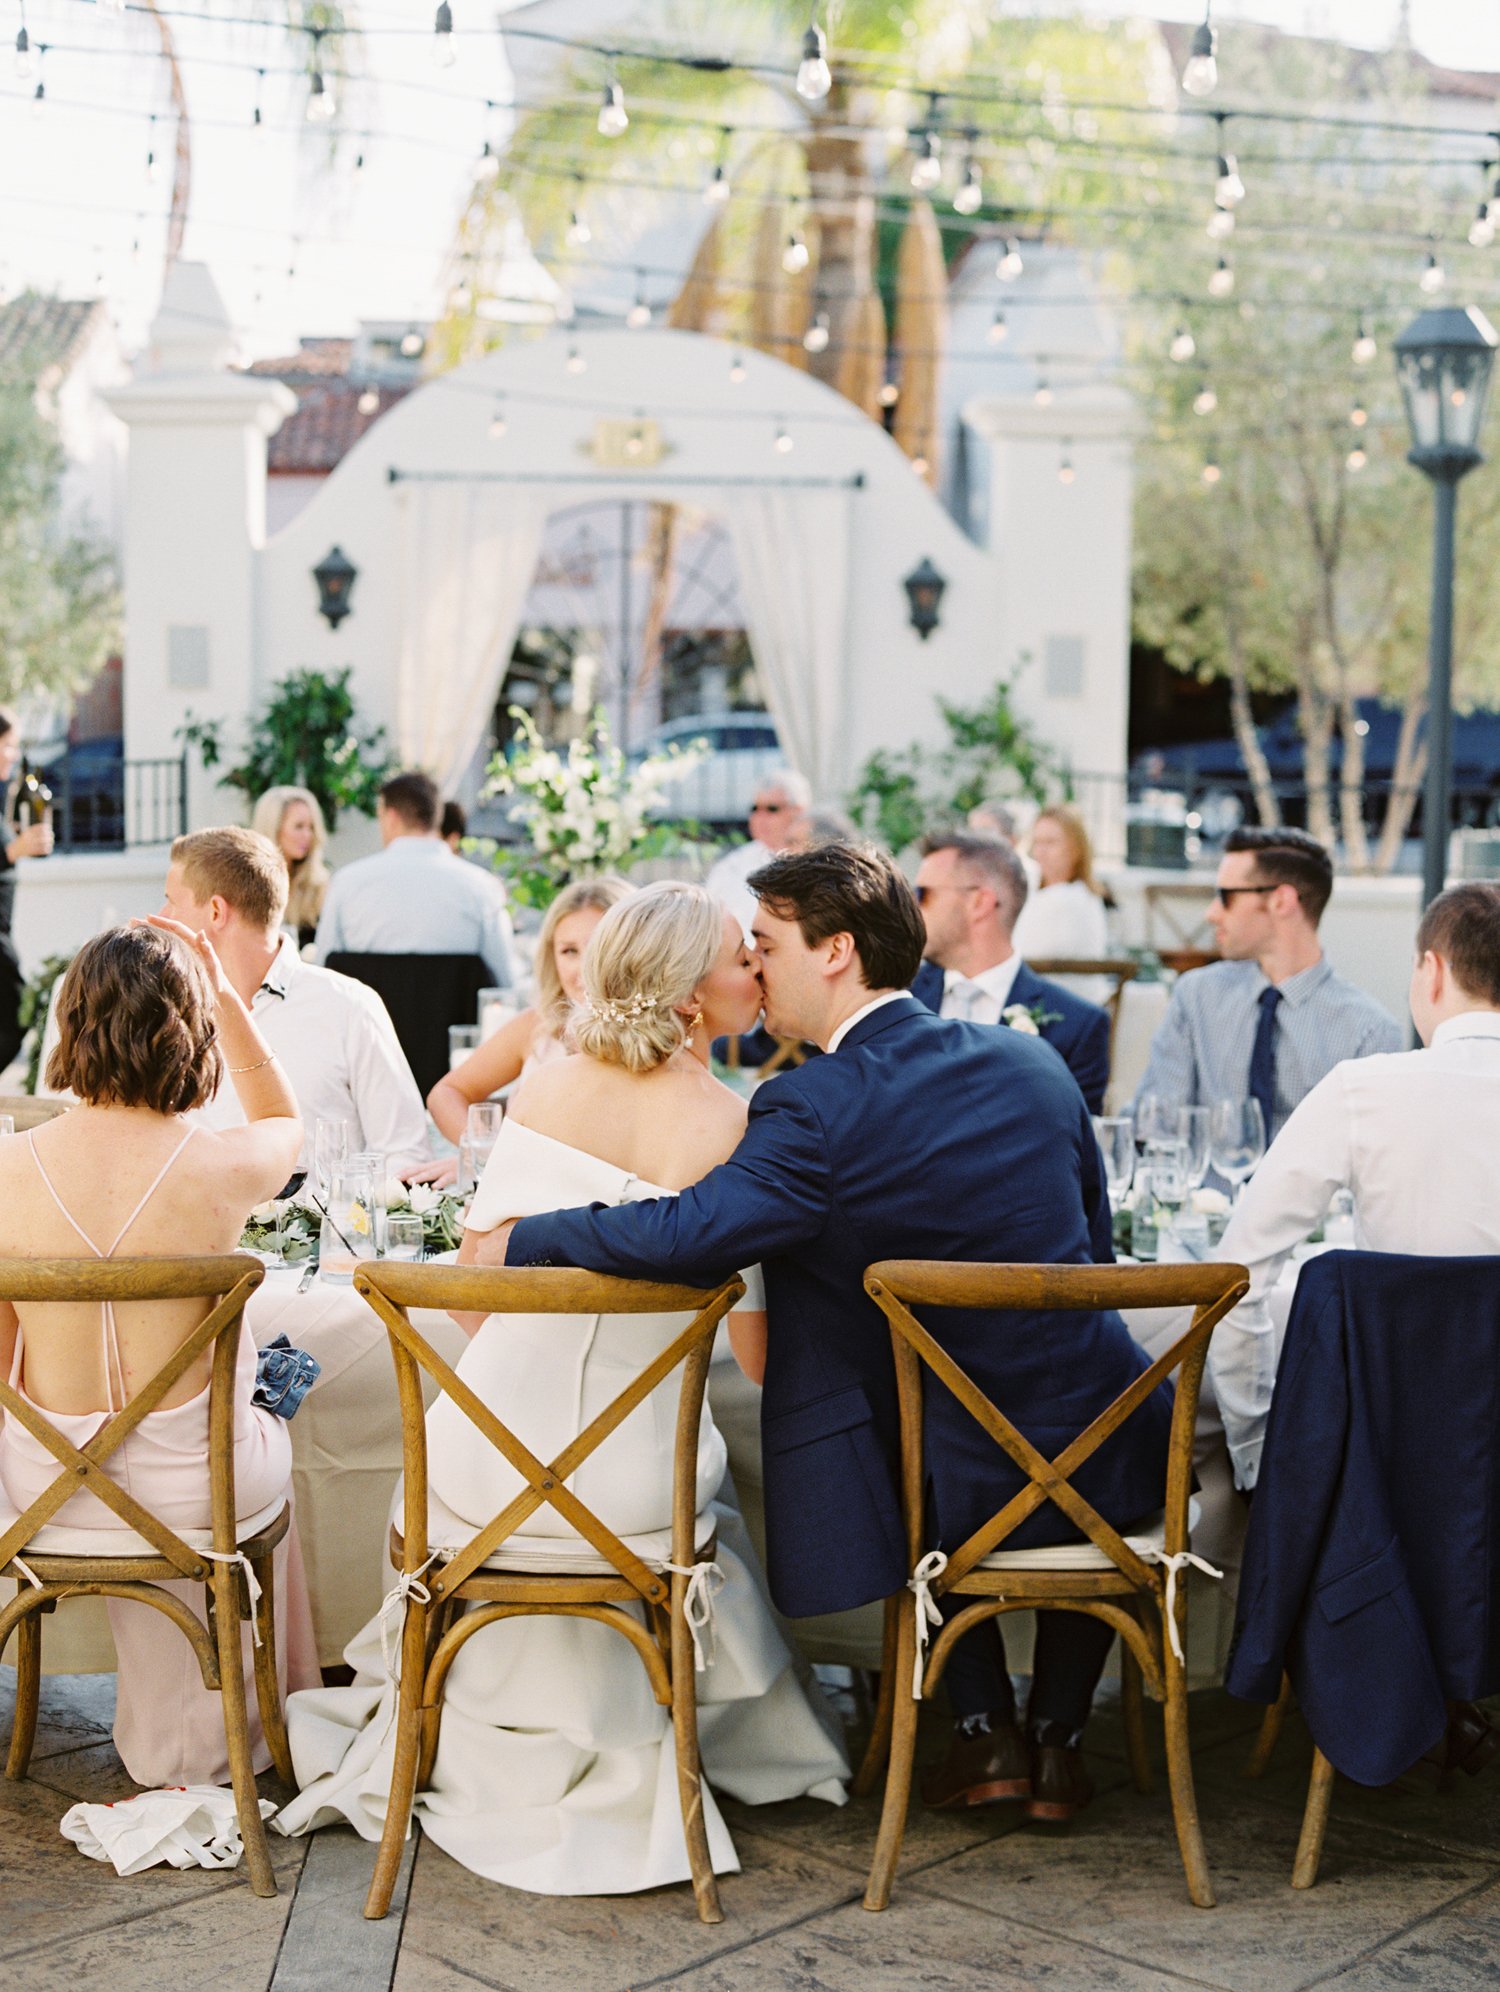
top-left (1013, 803), bottom-right (1113, 1003)
top-left (278, 882), bottom-right (848, 1894)
top-left (0, 921), bottom-right (319, 1787)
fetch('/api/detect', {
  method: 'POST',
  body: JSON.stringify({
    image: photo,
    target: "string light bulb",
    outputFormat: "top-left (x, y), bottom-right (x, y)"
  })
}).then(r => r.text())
top-left (1349, 401), bottom-right (1368, 429)
top-left (399, 327), bottom-right (424, 358)
top-left (1352, 317), bottom-right (1377, 366)
top-left (1206, 203), bottom-right (1235, 241)
top-left (1058, 449), bottom-right (1075, 485)
top-left (488, 400), bottom-right (508, 441)
top-left (475, 139), bottom-right (500, 183)
top-left (566, 207), bottom-right (591, 247)
top-left (30, 76), bottom-right (42, 115)
top-left (773, 425), bottom-right (794, 454)
top-left (307, 65), bottom-right (335, 124)
top-left (353, 150), bottom-right (365, 174)
top-left (953, 153), bottom-right (982, 216)
top-left (910, 131), bottom-right (942, 193)
top-left (1193, 382), bottom-right (1218, 415)
top-left (729, 350), bottom-right (747, 383)
top-left (1182, 7), bottom-right (1218, 97)
top-left (1208, 256), bottom-right (1234, 298)
top-left (1214, 143), bottom-right (1245, 208)
top-left (1201, 456), bottom-right (1222, 485)
top-left (911, 451), bottom-right (930, 477)
top-left (566, 345), bottom-right (587, 375)
top-left (146, 116), bottom-right (161, 182)
top-left (14, 25), bottom-right (31, 79)
top-left (626, 294), bottom-right (651, 330)
top-left (432, 1), bottom-right (456, 69)
top-left (597, 80), bottom-right (628, 138)
top-left (997, 239), bottom-right (1024, 282)
top-left (987, 309), bottom-right (1008, 346)
top-left (1470, 201), bottom-right (1495, 250)
top-left (1346, 446), bottom-right (1367, 471)
top-left (803, 313), bottom-right (830, 354)
top-left (624, 420), bottom-right (646, 460)
top-left (783, 229), bottom-right (810, 275)
top-left (252, 71), bottom-right (266, 141)
top-left (704, 161), bottom-right (729, 205)
top-left (1034, 376), bottom-right (1053, 407)
top-left (1419, 250), bottom-right (1445, 295)
top-left (795, 20), bottom-right (832, 103)
top-left (1170, 325), bottom-right (1197, 364)
top-left (357, 387), bottom-right (379, 416)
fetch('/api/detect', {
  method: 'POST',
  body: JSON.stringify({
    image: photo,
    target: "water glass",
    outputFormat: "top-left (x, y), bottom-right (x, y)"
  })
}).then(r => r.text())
top-left (313, 1116), bottom-right (351, 1199)
top-left (384, 1212), bottom-right (424, 1261)
top-left (456, 1134), bottom-right (478, 1197)
top-left (1144, 1139), bottom-right (1189, 1223)
top-left (476, 987), bottom-right (514, 1040)
top-left (318, 1163), bottom-right (378, 1284)
top-left (1175, 1106), bottom-right (1213, 1189)
top-left (350, 1150), bottom-right (388, 1252)
top-left (449, 1025), bottom-right (481, 1071)
top-left (465, 1101), bottom-right (504, 1170)
top-left (1130, 1169), bottom-right (1159, 1262)
top-left (1209, 1098), bottom-right (1267, 1194)
top-left (0, 1115), bottom-right (14, 1139)
top-left (1092, 1115), bottom-right (1135, 1210)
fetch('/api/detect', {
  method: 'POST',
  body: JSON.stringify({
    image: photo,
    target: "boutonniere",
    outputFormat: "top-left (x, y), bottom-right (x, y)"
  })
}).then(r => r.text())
top-left (1001, 1001), bottom-right (1062, 1035)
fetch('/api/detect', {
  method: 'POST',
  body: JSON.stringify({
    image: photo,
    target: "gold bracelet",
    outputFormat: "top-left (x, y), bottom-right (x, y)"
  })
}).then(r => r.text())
top-left (227, 1053), bottom-right (278, 1075)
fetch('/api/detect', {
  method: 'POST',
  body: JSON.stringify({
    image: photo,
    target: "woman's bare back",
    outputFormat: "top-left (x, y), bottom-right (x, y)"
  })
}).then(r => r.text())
top-left (506, 1049), bottom-right (747, 1190)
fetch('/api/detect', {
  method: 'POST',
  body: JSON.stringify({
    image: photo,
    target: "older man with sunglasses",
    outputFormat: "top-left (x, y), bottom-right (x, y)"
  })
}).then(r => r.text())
top-left (706, 768), bottom-right (812, 941)
top-left (1133, 827), bottom-right (1402, 1145)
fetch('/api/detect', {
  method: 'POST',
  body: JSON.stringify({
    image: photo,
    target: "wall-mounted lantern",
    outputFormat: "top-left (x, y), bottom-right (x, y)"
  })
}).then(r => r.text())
top-left (313, 545), bottom-right (358, 629)
top-left (903, 556), bottom-right (946, 641)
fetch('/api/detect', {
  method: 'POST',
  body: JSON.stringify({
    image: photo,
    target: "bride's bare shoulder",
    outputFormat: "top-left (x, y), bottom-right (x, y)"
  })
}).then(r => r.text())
top-left (503, 1053), bottom-right (598, 1128)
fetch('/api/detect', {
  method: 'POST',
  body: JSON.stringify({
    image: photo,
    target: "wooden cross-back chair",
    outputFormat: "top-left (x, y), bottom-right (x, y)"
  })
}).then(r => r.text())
top-left (353, 1260), bottom-right (745, 1924)
top-left (1025, 958), bottom-right (1140, 1062)
top-left (856, 1258), bottom-right (1248, 1914)
top-left (0, 1254), bottom-right (291, 1898)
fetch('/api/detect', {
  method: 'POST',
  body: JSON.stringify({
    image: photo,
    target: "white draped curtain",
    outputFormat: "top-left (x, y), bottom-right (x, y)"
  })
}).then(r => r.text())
top-left (394, 482), bottom-right (547, 794)
top-left (724, 487), bottom-right (854, 799)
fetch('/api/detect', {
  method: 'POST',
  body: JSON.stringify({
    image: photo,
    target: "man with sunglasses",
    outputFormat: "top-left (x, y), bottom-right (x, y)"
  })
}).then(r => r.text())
top-left (706, 769), bottom-right (812, 941)
top-left (1134, 826), bottom-right (1401, 1146)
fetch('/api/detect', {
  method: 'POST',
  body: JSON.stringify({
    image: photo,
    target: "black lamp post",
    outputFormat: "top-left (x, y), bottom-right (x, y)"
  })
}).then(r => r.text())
top-left (903, 557), bottom-right (946, 641)
top-left (1393, 305), bottom-right (1498, 906)
top-left (313, 545), bottom-right (358, 629)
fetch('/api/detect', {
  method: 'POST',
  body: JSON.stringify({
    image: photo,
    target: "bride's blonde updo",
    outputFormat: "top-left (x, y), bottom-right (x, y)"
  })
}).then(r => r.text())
top-left (572, 880), bottom-right (723, 1074)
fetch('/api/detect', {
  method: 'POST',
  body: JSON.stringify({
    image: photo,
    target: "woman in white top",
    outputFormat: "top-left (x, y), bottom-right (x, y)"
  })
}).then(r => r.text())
top-left (1013, 803), bottom-right (1112, 1002)
top-left (278, 883), bottom-right (848, 1894)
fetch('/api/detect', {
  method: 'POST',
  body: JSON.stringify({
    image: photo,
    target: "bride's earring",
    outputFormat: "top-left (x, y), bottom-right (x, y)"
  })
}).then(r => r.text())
top-left (684, 1006), bottom-right (704, 1047)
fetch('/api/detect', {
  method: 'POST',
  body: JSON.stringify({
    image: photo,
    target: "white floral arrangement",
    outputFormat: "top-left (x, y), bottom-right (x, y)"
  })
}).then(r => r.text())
top-left (483, 707), bottom-right (702, 910)
top-left (385, 1180), bottom-right (471, 1255)
top-left (239, 1180), bottom-right (472, 1261)
top-left (1188, 1187), bottom-right (1231, 1216)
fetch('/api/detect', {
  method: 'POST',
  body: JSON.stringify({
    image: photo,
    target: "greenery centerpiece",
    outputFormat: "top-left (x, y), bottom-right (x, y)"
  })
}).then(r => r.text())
top-left (478, 706), bottom-right (701, 911)
top-left (240, 1180), bottom-right (472, 1261)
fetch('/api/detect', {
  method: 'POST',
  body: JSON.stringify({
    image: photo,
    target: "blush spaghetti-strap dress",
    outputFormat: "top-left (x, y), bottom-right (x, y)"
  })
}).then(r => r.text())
top-left (0, 1128), bottom-right (319, 1787)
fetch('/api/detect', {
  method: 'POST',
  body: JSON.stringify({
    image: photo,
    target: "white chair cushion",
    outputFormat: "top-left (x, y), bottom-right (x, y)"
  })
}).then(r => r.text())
top-left (418, 1484), bottom-right (715, 1578)
top-left (0, 1493), bottom-right (289, 1563)
top-left (976, 1500), bottom-right (1198, 1572)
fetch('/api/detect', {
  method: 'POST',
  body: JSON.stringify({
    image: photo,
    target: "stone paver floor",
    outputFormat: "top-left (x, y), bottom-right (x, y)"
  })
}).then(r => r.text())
top-left (2, 1667), bottom-right (1497, 1992)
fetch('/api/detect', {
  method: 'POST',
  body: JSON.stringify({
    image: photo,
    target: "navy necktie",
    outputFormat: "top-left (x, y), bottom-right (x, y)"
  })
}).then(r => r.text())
top-left (1248, 985), bottom-right (1283, 1137)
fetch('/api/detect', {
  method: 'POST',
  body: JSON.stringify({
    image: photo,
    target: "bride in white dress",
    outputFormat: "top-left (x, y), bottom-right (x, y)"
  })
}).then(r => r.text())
top-left (278, 882), bottom-right (849, 1893)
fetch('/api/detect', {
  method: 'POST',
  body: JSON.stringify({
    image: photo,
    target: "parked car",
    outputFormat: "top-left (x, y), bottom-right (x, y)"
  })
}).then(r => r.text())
top-left (1131, 698), bottom-right (1500, 833)
top-left (628, 711), bottom-right (782, 829)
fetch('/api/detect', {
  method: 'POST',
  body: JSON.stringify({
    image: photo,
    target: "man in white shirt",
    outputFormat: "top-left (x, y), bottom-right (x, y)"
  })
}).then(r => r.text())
top-left (1212, 881), bottom-right (1500, 1490)
top-left (162, 827), bottom-right (431, 1176)
top-left (315, 772), bottom-right (515, 986)
top-left (705, 767), bottom-right (812, 939)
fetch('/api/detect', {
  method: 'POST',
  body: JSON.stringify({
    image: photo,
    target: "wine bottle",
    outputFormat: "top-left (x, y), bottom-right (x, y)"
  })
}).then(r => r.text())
top-left (16, 770), bottom-right (51, 828)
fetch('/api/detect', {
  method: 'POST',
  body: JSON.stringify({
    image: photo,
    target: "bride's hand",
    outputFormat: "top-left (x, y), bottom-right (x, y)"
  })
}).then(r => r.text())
top-left (135, 914), bottom-right (233, 1000)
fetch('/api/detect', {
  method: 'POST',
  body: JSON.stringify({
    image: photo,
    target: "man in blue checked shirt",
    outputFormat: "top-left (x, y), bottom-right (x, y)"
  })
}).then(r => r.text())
top-left (1133, 826), bottom-right (1402, 1147)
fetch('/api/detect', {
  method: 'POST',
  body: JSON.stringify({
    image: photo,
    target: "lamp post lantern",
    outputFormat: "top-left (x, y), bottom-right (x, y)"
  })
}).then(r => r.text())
top-left (1393, 305), bottom-right (1498, 906)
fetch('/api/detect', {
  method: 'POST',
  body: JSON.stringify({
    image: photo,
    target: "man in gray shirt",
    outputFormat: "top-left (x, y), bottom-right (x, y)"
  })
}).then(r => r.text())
top-left (315, 771), bottom-right (515, 986)
top-left (1134, 826), bottom-right (1402, 1143)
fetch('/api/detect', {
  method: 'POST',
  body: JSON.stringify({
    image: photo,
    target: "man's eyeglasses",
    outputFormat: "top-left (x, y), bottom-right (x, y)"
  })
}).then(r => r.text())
top-left (1213, 885), bottom-right (1276, 904)
top-left (751, 800), bottom-right (790, 814)
top-left (913, 882), bottom-right (981, 906)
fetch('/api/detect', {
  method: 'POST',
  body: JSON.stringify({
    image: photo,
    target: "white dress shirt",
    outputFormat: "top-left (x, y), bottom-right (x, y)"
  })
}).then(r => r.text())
top-left (938, 955), bottom-right (1023, 1026)
top-left (1212, 1010), bottom-right (1500, 1489)
top-left (192, 934), bottom-right (431, 1174)
top-left (827, 990), bottom-right (918, 1055)
top-left (314, 836), bottom-right (516, 986)
top-left (705, 839), bottom-right (774, 941)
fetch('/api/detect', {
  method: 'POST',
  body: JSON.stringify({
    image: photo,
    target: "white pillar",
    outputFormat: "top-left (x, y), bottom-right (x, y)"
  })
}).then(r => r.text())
top-left (105, 262), bottom-right (294, 833)
top-left (963, 382), bottom-right (1138, 858)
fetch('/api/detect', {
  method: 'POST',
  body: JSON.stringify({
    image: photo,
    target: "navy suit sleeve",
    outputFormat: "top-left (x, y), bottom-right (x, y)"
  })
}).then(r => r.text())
top-left (1067, 1004), bottom-right (1110, 1115)
top-left (508, 1080), bottom-right (832, 1284)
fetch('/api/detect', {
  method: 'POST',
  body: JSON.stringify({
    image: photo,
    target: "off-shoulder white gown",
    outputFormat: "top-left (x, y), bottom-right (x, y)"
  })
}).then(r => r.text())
top-left (277, 1120), bottom-right (847, 1894)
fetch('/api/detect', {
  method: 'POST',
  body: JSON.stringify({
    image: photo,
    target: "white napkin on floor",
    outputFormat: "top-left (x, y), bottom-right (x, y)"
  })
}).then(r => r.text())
top-left (59, 1785), bottom-right (276, 1875)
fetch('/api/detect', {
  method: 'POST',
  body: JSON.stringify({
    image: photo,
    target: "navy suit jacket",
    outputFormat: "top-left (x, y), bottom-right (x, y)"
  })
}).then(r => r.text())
top-left (910, 959), bottom-right (1110, 1114)
top-left (508, 997), bottom-right (1172, 1620)
top-left (1226, 1251), bottom-right (1500, 1786)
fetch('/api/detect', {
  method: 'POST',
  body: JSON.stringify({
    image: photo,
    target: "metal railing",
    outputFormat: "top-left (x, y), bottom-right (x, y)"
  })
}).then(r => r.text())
top-left (38, 753), bottom-right (188, 854)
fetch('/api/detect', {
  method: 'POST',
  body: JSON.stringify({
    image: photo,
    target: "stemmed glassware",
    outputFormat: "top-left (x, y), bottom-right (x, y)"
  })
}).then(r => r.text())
top-left (313, 1117), bottom-right (351, 1201)
top-left (1092, 1116), bottom-right (1135, 1211)
top-left (1209, 1098), bottom-right (1266, 1197)
top-left (1175, 1105), bottom-right (1213, 1190)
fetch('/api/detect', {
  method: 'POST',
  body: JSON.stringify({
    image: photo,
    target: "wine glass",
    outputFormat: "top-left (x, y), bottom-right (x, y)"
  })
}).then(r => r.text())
top-left (313, 1116), bottom-right (351, 1200)
top-left (1209, 1098), bottom-right (1266, 1196)
top-left (1092, 1116), bottom-right (1135, 1210)
top-left (1134, 1093), bottom-right (1180, 1150)
top-left (465, 1101), bottom-right (504, 1176)
top-left (1174, 1106), bottom-right (1213, 1190)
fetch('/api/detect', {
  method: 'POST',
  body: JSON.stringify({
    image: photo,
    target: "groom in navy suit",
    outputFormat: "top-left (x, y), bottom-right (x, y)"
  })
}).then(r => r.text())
top-left (910, 830), bottom-right (1110, 1113)
top-left (496, 845), bottom-right (1170, 1816)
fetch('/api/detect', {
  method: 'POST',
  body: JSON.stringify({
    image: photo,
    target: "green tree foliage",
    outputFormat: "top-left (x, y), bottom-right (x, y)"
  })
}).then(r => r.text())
top-left (0, 369), bottom-right (118, 705)
top-left (179, 667), bottom-right (393, 829)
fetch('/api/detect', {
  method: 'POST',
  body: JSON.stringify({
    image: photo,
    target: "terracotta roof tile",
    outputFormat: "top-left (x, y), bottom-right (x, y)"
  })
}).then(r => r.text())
top-left (247, 337), bottom-right (355, 380)
top-left (0, 294), bottom-right (103, 377)
top-left (266, 377), bottom-right (413, 474)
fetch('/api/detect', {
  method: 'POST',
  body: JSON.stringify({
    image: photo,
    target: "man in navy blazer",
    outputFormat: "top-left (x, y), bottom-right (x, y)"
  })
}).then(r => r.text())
top-left (910, 830), bottom-right (1110, 1112)
top-left (496, 844), bottom-right (1171, 1815)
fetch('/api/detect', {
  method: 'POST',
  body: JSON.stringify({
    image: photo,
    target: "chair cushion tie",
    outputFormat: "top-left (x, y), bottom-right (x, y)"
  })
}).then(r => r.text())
top-left (199, 1548), bottom-right (265, 1648)
top-left (1140, 1548), bottom-right (1223, 1664)
top-left (662, 1560), bottom-right (725, 1673)
top-left (908, 1549), bottom-right (949, 1698)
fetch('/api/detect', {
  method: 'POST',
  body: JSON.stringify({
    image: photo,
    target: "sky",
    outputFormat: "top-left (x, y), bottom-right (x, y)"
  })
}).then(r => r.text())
top-left (0, 1), bottom-right (1497, 364)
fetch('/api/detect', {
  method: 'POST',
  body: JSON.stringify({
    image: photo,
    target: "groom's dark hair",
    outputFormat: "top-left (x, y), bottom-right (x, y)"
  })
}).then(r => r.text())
top-left (748, 842), bottom-right (926, 990)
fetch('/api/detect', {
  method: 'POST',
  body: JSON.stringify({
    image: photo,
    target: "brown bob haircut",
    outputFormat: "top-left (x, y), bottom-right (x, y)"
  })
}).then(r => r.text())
top-left (171, 826), bottom-right (289, 934)
top-left (749, 841), bottom-right (926, 991)
top-left (1224, 825), bottom-right (1335, 927)
top-left (47, 926), bottom-right (223, 1112)
top-left (1416, 881), bottom-right (1500, 1005)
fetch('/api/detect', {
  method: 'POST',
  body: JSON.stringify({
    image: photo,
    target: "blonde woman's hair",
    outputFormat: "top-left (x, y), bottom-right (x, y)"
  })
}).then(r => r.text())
top-left (534, 875), bottom-right (633, 1038)
top-left (250, 786), bottom-right (330, 934)
top-left (1034, 803), bottom-right (1103, 897)
top-left (573, 881), bottom-right (724, 1073)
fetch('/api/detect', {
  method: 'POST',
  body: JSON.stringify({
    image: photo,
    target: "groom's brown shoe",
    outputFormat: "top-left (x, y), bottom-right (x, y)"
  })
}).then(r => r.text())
top-left (1026, 1743), bottom-right (1095, 1824)
top-left (920, 1723), bottom-right (1032, 1808)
